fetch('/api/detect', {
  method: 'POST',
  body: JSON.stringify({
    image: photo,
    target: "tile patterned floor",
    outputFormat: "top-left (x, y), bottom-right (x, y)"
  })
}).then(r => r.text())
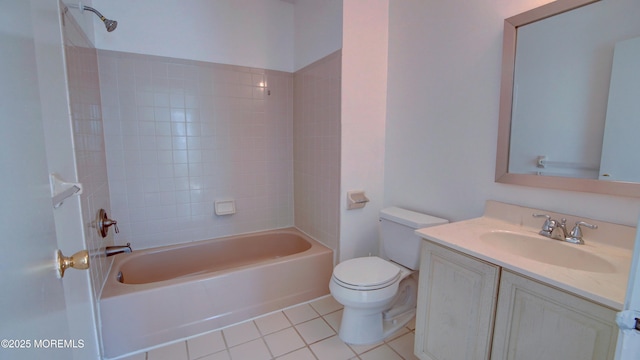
top-left (118, 295), bottom-right (419, 360)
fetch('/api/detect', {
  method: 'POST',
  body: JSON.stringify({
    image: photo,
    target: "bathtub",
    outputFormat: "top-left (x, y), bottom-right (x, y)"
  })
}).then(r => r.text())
top-left (100, 228), bottom-right (333, 359)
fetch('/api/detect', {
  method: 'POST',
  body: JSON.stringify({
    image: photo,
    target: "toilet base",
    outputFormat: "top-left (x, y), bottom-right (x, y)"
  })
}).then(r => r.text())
top-left (338, 306), bottom-right (416, 345)
top-left (382, 308), bottom-right (416, 339)
top-left (338, 276), bottom-right (418, 345)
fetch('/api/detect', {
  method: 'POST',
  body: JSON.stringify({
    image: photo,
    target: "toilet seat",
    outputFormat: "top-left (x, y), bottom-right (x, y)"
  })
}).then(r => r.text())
top-left (332, 257), bottom-right (401, 291)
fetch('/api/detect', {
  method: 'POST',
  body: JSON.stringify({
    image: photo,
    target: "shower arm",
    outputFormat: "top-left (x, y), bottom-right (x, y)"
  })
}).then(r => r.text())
top-left (82, 5), bottom-right (107, 21)
top-left (68, 2), bottom-right (118, 32)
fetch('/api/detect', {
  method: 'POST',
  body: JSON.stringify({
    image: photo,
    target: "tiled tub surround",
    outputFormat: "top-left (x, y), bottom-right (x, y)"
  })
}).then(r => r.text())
top-left (62, 6), bottom-right (113, 317)
top-left (293, 51), bottom-right (341, 256)
top-left (117, 295), bottom-right (418, 360)
top-left (98, 51), bottom-right (294, 250)
top-left (101, 228), bottom-right (333, 358)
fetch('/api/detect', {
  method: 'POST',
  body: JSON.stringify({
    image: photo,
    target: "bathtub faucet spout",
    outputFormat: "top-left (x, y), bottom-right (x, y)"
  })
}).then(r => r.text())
top-left (106, 242), bottom-right (132, 257)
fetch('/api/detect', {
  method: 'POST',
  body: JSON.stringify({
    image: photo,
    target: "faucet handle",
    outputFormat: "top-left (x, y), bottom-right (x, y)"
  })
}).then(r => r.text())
top-left (567, 221), bottom-right (598, 244)
top-left (533, 214), bottom-right (553, 235)
top-left (103, 219), bottom-right (119, 234)
top-left (575, 221), bottom-right (597, 230)
top-left (98, 209), bottom-right (119, 237)
top-left (532, 213), bottom-right (550, 220)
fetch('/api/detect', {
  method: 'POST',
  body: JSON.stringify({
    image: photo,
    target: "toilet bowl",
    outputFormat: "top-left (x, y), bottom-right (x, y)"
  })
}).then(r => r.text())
top-left (329, 256), bottom-right (417, 345)
top-left (330, 256), bottom-right (417, 345)
top-left (330, 207), bottom-right (448, 345)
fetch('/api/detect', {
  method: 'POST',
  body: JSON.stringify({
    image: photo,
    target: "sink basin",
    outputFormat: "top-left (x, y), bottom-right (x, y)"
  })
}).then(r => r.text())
top-left (480, 231), bottom-right (615, 273)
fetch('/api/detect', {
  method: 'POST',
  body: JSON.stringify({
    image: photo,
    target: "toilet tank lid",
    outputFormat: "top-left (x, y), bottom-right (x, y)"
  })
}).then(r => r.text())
top-left (380, 207), bottom-right (448, 229)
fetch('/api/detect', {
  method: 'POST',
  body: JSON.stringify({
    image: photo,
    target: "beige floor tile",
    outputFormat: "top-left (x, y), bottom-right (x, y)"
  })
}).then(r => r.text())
top-left (359, 344), bottom-right (403, 360)
top-left (309, 335), bottom-right (356, 360)
top-left (322, 309), bottom-right (343, 332)
top-left (263, 327), bottom-right (305, 357)
top-left (295, 317), bottom-right (336, 344)
top-left (119, 352), bottom-right (146, 360)
top-left (388, 332), bottom-right (418, 360)
top-left (349, 339), bottom-right (384, 355)
top-left (385, 324), bottom-right (411, 342)
top-left (276, 347), bottom-right (317, 360)
top-left (228, 338), bottom-right (271, 360)
top-left (148, 341), bottom-right (188, 360)
top-left (142, 296), bottom-right (420, 360)
top-left (223, 320), bottom-right (261, 347)
top-left (198, 350), bottom-right (231, 360)
top-left (406, 317), bottom-right (416, 331)
top-left (188, 330), bottom-right (226, 359)
top-left (255, 311), bottom-right (292, 335)
top-left (284, 303), bottom-right (319, 325)
top-left (309, 295), bottom-right (343, 315)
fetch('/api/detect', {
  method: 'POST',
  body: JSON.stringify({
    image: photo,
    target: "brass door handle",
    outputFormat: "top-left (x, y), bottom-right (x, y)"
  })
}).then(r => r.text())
top-left (56, 249), bottom-right (89, 278)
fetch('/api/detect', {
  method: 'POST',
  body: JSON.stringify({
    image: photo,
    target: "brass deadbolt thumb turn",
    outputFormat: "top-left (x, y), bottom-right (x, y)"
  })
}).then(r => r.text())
top-left (56, 249), bottom-right (89, 278)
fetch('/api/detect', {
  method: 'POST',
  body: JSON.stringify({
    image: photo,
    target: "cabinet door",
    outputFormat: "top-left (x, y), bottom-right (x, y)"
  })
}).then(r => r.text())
top-left (492, 270), bottom-right (618, 360)
top-left (415, 241), bottom-right (499, 360)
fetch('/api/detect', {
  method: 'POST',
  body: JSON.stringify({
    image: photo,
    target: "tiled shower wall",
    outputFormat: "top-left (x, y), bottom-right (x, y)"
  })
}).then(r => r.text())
top-left (97, 51), bottom-right (294, 249)
top-left (293, 51), bottom-right (341, 254)
top-left (63, 8), bottom-right (112, 345)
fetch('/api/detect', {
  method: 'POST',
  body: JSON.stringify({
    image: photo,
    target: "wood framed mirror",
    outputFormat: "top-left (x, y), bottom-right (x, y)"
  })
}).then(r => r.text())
top-left (495, 0), bottom-right (640, 197)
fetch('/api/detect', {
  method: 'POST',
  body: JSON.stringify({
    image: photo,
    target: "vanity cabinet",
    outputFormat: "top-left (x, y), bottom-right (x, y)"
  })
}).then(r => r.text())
top-left (415, 241), bottom-right (499, 360)
top-left (491, 270), bottom-right (618, 360)
top-left (415, 241), bottom-right (618, 360)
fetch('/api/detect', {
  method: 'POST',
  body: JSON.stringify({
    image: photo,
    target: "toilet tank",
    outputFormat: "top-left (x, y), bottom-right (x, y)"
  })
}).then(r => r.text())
top-left (379, 207), bottom-right (448, 270)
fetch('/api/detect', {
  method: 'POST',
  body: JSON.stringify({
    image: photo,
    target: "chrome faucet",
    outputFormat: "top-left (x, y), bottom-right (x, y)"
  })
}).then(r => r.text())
top-left (533, 214), bottom-right (597, 245)
top-left (532, 214), bottom-right (554, 237)
top-left (105, 242), bottom-right (132, 257)
top-left (566, 221), bottom-right (598, 244)
top-left (549, 218), bottom-right (569, 241)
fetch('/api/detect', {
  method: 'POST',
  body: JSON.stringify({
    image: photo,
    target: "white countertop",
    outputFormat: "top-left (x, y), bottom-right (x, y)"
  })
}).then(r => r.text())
top-left (415, 201), bottom-right (635, 310)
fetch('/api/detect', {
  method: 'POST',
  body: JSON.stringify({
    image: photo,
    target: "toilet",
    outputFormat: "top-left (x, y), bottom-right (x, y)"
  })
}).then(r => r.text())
top-left (330, 207), bottom-right (448, 345)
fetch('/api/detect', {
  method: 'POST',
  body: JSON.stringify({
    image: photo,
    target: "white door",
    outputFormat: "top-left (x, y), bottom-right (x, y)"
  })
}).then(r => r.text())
top-left (0, 1), bottom-right (97, 359)
top-left (599, 37), bottom-right (640, 182)
top-left (615, 217), bottom-right (640, 360)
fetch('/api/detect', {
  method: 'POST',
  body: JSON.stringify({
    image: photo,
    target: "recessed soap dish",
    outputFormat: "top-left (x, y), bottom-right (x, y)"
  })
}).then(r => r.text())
top-left (215, 199), bottom-right (236, 215)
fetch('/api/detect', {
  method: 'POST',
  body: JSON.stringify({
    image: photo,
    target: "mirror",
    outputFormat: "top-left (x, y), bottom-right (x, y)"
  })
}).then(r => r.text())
top-left (496, 0), bottom-right (640, 197)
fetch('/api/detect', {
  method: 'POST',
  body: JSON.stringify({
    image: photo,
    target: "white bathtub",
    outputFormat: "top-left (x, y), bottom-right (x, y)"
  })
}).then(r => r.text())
top-left (100, 228), bottom-right (333, 358)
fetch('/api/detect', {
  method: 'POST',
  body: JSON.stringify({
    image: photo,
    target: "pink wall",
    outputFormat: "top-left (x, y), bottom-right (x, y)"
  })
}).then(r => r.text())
top-left (339, 0), bottom-right (389, 260)
top-left (385, 0), bottom-right (640, 225)
top-left (91, 0), bottom-right (294, 72)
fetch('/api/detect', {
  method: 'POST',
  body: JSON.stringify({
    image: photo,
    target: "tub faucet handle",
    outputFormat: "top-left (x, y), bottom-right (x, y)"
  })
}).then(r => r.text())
top-left (98, 208), bottom-right (119, 238)
top-left (103, 218), bottom-right (119, 233)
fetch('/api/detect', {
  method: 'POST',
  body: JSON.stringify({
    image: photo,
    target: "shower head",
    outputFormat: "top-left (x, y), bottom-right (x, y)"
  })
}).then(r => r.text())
top-left (82, 5), bottom-right (118, 32)
top-left (102, 18), bottom-right (118, 32)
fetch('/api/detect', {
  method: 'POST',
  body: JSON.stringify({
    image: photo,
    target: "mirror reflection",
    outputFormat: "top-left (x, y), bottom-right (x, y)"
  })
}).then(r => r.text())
top-left (506, 0), bottom-right (640, 182)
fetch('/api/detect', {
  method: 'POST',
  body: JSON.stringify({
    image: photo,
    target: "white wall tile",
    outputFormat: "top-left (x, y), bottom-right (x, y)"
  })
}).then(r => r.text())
top-left (98, 51), bottom-right (294, 249)
top-left (293, 51), bottom-right (341, 254)
top-left (64, 15), bottom-right (114, 349)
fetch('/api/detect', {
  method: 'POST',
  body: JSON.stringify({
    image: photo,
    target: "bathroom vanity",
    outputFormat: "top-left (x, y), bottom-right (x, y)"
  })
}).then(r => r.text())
top-left (414, 201), bottom-right (634, 360)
